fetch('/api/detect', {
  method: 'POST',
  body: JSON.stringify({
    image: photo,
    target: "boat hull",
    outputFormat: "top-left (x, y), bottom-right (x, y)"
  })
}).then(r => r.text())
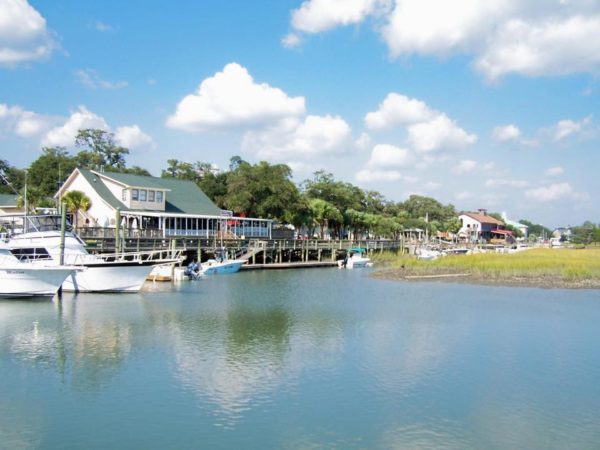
top-left (62, 262), bottom-right (157, 293)
top-left (200, 260), bottom-right (244, 275)
top-left (0, 266), bottom-right (75, 298)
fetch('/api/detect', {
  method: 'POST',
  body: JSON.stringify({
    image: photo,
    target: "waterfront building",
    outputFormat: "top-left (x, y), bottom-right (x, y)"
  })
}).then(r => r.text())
top-left (0, 194), bottom-right (24, 215)
top-left (55, 168), bottom-right (272, 238)
top-left (458, 209), bottom-right (509, 243)
top-left (501, 212), bottom-right (529, 238)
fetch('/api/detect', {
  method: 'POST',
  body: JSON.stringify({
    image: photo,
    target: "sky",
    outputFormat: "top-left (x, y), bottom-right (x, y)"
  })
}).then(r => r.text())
top-left (0, 0), bottom-right (599, 228)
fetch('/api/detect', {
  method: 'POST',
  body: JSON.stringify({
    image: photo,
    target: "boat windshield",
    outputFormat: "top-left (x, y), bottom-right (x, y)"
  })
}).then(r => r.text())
top-left (0, 214), bottom-right (72, 234)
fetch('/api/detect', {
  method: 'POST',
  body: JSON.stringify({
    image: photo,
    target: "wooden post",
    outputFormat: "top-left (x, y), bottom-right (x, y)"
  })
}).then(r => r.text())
top-left (115, 208), bottom-right (121, 255)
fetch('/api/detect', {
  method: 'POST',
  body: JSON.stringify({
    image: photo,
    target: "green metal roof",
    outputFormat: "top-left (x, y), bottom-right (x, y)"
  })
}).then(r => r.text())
top-left (77, 169), bottom-right (222, 216)
top-left (0, 193), bottom-right (19, 207)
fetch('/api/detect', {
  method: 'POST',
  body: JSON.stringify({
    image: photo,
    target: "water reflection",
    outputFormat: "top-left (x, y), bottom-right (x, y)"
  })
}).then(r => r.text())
top-left (1, 273), bottom-right (600, 449)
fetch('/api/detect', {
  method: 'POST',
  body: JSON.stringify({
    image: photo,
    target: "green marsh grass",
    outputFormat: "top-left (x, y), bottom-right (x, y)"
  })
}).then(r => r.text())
top-left (373, 248), bottom-right (600, 282)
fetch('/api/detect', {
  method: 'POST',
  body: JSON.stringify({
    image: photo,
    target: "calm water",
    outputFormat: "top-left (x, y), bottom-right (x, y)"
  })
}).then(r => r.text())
top-left (1, 269), bottom-right (600, 449)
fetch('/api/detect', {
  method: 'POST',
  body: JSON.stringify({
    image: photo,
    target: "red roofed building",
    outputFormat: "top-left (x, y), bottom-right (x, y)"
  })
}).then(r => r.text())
top-left (458, 209), bottom-right (509, 243)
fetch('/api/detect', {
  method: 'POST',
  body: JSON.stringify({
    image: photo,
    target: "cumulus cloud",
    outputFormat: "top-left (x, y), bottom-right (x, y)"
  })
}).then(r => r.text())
top-left (287, 0), bottom-right (600, 80)
top-left (525, 182), bottom-right (573, 202)
top-left (364, 93), bottom-right (435, 130)
top-left (408, 114), bottom-right (477, 153)
top-left (241, 114), bottom-right (351, 161)
top-left (290, 0), bottom-right (390, 33)
top-left (551, 116), bottom-right (592, 141)
top-left (356, 143), bottom-right (413, 182)
top-left (0, 0), bottom-right (57, 67)
top-left (0, 103), bottom-right (57, 137)
top-left (75, 69), bottom-right (128, 90)
top-left (115, 125), bottom-right (153, 149)
top-left (42, 106), bottom-right (109, 147)
top-left (485, 178), bottom-right (528, 188)
top-left (451, 159), bottom-right (477, 174)
top-left (544, 166), bottom-right (564, 177)
top-left (492, 124), bottom-right (521, 142)
top-left (476, 16), bottom-right (600, 81)
top-left (166, 62), bottom-right (306, 131)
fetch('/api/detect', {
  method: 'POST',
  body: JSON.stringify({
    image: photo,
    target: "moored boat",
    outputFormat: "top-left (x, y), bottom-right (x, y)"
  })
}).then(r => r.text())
top-left (338, 248), bottom-right (371, 268)
top-left (0, 244), bottom-right (78, 298)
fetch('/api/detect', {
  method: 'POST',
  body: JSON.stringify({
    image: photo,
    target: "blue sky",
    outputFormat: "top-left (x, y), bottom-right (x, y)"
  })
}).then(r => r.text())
top-left (1, 0), bottom-right (599, 227)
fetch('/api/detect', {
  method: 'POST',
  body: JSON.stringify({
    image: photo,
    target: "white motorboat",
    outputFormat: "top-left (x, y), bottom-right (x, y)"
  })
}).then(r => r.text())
top-left (0, 244), bottom-right (77, 298)
top-left (416, 248), bottom-right (442, 261)
top-left (338, 248), bottom-right (371, 268)
top-left (199, 258), bottom-right (245, 275)
top-left (4, 215), bottom-right (180, 293)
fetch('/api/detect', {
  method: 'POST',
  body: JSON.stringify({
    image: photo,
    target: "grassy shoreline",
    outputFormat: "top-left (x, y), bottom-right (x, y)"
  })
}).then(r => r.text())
top-left (372, 248), bottom-right (600, 289)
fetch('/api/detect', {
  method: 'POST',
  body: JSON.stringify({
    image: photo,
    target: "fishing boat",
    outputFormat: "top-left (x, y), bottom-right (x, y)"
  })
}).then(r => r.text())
top-left (4, 215), bottom-right (181, 293)
top-left (338, 248), bottom-right (371, 268)
top-left (199, 258), bottom-right (245, 275)
top-left (0, 244), bottom-right (78, 298)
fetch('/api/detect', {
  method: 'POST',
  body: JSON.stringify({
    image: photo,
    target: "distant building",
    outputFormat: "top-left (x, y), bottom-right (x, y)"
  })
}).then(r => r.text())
top-left (0, 194), bottom-right (23, 215)
top-left (501, 212), bottom-right (528, 238)
top-left (458, 209), bottom-right (510, 243)
top-left (55, 168), bottom-right (272, 238)
top-left (552, 227), bottom-right (572, 241)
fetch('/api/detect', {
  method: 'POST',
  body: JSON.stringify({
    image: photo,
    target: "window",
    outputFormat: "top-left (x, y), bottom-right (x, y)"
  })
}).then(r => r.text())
top-left (149, 190), bottom-right (155, 202)
top-left (132, 189), bottom-right (139, 201)
top-left (140, 189), bottom-right (147, 201)
top-left (122, 189), bottom-right (127, 201)
top-left (156, 191), bottom-right (163, 202)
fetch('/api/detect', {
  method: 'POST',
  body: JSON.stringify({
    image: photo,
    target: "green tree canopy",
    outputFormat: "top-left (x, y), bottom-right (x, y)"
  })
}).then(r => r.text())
top-left (75, 129), bottom-right (129, 171)
top-left (27, 147), bottom-right (77, 197)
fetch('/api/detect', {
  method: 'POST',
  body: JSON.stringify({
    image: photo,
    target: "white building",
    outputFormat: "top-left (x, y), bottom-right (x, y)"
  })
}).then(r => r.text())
top-left (55, 168), bottom-right (272, 238)
top-left (458, 209), bottom-right (508, 242)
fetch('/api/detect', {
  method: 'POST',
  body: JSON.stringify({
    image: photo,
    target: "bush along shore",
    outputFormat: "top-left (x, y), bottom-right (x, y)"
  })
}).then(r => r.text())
top-left (372, 248), bottom-right (600, 289)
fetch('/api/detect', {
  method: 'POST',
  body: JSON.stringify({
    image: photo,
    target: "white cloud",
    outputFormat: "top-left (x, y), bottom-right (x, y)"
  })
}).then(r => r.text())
top-left (551, 116), bottom-right (592, 141)
top-left (525, 182), bottom-right (573, 202)
top-left (408, 114), bottom-right (477, 153)
top-left (166, 62), bottom-right (306, 131)
top-left (492, 124), bottom-right (521, 142)
top-left (545, 166), bottom-right (564, 177)
top-left (0, 0), bottom-right (57, 67)
top-left (0, 103), bottom-right (56, 137)
top-left (94, 21), bottom-right (112, 32)
top-left (356, 168), bottom-right (402, 182)
top-left (485, 178), bottom-right (528, 188)
top-left (354, 132), bottom-right (371, 149)
top-left (241, 114), bottom-right (351, 161)
top-left (483, 161), bottom-right (496, 171)
top-left (281, 33), bottom-right (302, 49)
top-left (115, 125), bottom-right (153, 149)
top-left (356, 143), bottom-right (413, 183)
top-left (290, 0), bottom-right (390, 33)
top-left (364, 93), bottom-right (435, 130)
top-left (75, 69), bottom-right (128, 90)
top-left (288, 1), bottom-right (600, 80)
top-left (451, 159), bottom-right (477, 173)
top-left (455, 191), bottom-right (475, 201)
top-left (476, 16), bottom-right (600, 81)
top-left (42, 106), bottom-right (109, 147)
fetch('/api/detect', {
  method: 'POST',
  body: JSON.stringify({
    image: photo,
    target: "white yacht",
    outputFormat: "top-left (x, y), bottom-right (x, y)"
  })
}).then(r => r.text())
top-left (0, 244), bottom-right (77, 298)
top-left (4, 215), bottom-right (180, 293)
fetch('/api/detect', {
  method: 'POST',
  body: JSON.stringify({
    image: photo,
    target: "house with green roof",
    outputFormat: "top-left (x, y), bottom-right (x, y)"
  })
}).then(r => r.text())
top-left (55, 168), bottom-right (272, 238)
top-left (0, 194), bottom-right (24, 215)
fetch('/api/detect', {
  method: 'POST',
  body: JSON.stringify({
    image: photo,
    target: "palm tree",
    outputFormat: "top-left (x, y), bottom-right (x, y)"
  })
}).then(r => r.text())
top-left (309, 198), bottom-right (342, 239)
top-left (62, 190), bottom-right (92, 230)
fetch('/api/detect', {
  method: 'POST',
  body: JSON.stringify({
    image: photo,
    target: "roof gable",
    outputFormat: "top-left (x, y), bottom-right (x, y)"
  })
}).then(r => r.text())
top-left (68, 169), bottom-right (221, 216)
top-left (461, 212), bottom-right (504, 226)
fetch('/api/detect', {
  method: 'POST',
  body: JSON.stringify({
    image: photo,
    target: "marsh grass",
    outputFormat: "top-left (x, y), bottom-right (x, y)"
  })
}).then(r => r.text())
top-left (373, 248), bottom-right (600, 284)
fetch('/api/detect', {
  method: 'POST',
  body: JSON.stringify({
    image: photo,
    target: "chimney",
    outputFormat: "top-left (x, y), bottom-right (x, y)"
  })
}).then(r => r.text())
top-left (478, 208), bottom-right (487, 216)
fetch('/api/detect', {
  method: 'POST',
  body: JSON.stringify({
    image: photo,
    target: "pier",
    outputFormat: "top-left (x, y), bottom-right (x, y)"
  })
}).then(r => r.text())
top-left (77, 228), bottom-right (406, 267)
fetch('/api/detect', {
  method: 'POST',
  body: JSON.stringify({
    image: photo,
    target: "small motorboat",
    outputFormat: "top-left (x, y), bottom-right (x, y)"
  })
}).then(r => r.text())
top-left (416, 248), bottom-right (442, 261)
top-left (199, 258), bottom-right (245, 275)
top-left (338, 248), bottom-right (371, 268)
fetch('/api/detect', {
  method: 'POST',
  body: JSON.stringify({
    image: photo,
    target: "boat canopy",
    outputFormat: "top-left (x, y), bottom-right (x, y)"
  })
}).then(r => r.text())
top-left (348, 248), bottom-right (366, 253)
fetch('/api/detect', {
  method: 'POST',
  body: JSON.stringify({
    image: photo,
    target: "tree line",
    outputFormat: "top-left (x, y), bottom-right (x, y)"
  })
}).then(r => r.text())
top-left (1, 128), bottom-right (594, 241)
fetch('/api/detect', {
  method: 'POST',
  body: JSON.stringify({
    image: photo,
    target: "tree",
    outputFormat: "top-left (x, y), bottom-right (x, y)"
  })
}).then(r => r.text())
top-left (0, 159), bottom-right (25, 194)
top-left (400, 195), bottom-right (456, 223)
top-left (62, 190), bottom-right (92, 229)
top-left (309, 198), bottom-right (342, 239)
top-left (16, 185), bottom-right (49, 212)
top-left (519, 219), bottom-right (552, 239)
top-left (75, 129), bottom-right (129, 170)
top-left (27, 147), bottom-right (76, 197)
